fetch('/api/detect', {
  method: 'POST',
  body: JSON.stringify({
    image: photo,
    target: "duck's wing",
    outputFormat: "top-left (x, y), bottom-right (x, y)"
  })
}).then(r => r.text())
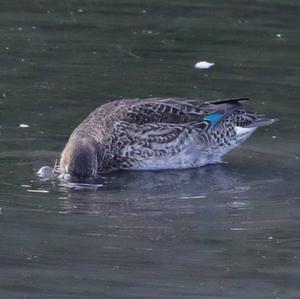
top-left (114, 120), bottom-right (208, 145)
top-left (118, 97), bottom-right (250, 125)
top-left (118, 99), bottom-right (196, 124)
top-left (110, 98), bottom-right (253, 161)
top-left (157, 97), bottom-right (249, 112)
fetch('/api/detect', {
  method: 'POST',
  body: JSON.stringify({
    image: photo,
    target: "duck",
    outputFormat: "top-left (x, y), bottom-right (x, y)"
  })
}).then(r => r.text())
top-left (58, 97), bottom-right (277, 179)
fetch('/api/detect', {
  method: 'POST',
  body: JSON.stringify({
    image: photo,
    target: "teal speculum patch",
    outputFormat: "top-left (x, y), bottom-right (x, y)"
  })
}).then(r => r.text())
top-left (203, 113), bottom-right (223, 127)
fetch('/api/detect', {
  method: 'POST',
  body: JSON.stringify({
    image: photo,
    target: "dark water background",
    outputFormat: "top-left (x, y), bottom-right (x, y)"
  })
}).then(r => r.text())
top-left (1, 1), bottom-right (300, 298)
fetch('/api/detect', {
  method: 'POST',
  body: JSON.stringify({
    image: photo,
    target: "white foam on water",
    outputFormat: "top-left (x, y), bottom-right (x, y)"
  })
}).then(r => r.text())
top-left (37, 166), bottom-right (54, 179)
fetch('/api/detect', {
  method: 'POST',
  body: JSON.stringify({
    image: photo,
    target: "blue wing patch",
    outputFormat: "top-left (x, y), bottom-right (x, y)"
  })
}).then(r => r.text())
top-left (203, 113), bottom-right (223, 127)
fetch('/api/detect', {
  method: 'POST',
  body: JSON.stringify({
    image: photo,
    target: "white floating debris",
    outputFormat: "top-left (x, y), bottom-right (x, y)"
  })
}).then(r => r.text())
top-left (194, 61), bottom-right (215, 69)
top-left (19, 124), bottom-right (29, 128)
top-left (179, 195), bottom-right (207, 199)
top-left (272, 135), bottom-right (277, 139)
top-left (28, 190), bottom-right (48, 194)
top-left (229, 200), bottom-right (248, 208)
top-left (21, 184), bottom-right (31, 188)
top-left (78, 8), bottom-right (83, 13)
top-left (276, 33), bottom-right (283, 39)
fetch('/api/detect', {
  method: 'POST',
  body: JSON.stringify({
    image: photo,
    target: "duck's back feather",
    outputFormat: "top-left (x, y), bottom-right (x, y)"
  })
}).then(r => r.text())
top-left (97, 97), bottom-right (250, 125)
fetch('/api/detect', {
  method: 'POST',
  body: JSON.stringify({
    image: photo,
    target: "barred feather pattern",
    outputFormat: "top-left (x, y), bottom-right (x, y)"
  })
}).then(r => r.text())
top-left (59, 97), bottom-right (275, 176)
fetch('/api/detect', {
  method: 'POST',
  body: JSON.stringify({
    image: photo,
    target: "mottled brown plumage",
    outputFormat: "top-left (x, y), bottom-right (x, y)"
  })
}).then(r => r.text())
top-left (59, 97), bottom-right (276, 179)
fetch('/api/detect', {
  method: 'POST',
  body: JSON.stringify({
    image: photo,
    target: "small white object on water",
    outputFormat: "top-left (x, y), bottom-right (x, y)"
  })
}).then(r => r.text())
top-left (19, 124), bottom-right (29, 128)
top-left (272, 135), bottom-right (277, 139)
top-left (179, 195), bottom-right (207, 199)
top-left (194, 61), bottom-right (215, 69)
top-left (21, 184), bottom-right (31, 188)
top-left (27, 189), bottom-right (49, 194)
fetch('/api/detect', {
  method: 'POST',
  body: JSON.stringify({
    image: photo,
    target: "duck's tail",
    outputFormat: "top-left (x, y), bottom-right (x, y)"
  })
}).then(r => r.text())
top-left (235, 118), bottom-right (278, 144)
top-left (245, 118), bottom-right (278, 128)
top-left (209, 97), bottom-right (250, 105)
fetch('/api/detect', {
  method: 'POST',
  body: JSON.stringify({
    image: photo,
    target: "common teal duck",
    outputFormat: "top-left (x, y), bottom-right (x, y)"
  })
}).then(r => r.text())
top-left (59, 97), bottom-right (276, 179)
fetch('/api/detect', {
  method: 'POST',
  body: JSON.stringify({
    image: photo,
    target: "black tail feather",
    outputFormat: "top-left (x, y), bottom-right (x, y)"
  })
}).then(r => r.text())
top-left (208, 97), bottom-right (250, 105)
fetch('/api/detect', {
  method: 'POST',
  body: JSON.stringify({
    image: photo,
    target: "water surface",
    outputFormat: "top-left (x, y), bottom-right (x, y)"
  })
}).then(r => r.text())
top-left (1, 1), bottom-right (300, 298)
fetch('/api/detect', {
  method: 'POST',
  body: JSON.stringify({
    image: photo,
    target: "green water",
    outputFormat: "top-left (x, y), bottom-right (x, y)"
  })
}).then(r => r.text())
top-left (1, 1), bottom-right (300, 298)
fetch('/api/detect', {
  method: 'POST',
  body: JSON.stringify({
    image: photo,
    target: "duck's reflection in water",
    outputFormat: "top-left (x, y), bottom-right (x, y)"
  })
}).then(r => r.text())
top-left (56, 164), bottom-right (254, 216)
